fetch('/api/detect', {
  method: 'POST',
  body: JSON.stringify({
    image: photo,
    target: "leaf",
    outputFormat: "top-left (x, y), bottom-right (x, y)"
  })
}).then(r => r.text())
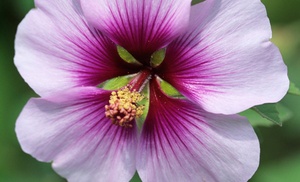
top-left (100, 76), bottom-right (129, 90)
top-left (130, 172), bottom-right (142, 182)
top-left (150, 48), bottom-right (165, 67)
top-left (160, 80), bottom-right (182, 97)
top-left (240, 103), bottom-right (292, 127)
top-left (252, 104), bottom-right (282, 126)
top-left (288, 82), bottom-right (300, 96)
top-left (117, 46), bottom-right (141, 65)
top-left (135, 86), bottom-right (150, 129)
top-left (192, 0), bottom-right (205, 5)
top-left (240, 109), bottom-right (272, 127)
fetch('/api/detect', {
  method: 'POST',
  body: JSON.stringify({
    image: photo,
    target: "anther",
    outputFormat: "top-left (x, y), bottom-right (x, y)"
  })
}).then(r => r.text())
top-left (105, 86), bottom-right (145, 128)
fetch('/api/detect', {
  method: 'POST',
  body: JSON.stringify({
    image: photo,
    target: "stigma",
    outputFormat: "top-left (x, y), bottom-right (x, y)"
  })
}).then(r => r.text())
top-left (105, 86), bottom-right (144, 128)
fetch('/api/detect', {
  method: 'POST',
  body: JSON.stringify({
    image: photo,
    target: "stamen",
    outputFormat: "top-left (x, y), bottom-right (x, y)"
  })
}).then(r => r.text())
top-left (105, 86), bottom-right (145, 128)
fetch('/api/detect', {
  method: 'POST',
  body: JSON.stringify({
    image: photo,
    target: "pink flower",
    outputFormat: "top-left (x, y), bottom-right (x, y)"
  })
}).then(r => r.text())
top-left (15, 0), bottom-right (288, 181)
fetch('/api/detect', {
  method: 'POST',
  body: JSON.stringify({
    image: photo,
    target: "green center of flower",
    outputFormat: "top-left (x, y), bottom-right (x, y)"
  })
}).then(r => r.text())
top-left (105, 86), bottom-right (145, 128)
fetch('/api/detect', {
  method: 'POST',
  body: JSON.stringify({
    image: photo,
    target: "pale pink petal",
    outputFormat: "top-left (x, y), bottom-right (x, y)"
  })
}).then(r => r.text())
top-left (15, 0), bottom-right (139, 97)
top-left (136, 79), bottom-right (260, 182)
top-left (81, 0), bottom-right (191, 64)
top-left (157, 0), bottom-right (289, 114)
top-left (16, 87), bottom-right (137, 182)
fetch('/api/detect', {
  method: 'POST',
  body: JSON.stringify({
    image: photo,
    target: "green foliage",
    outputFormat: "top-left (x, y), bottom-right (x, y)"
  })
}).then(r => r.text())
top-left (100, 76), bottom-right (130, 90)
top-left (251, 153), bottom-right (300, 182)
top-left (150, 48), bottom-right (166, 67)
top-left (252, 104), bottom-right (282, 126)
top-left (160, 80), bottom-right (182, 97)
top-left (288, 82), bottom-right (300, 96)
top-left (192, 0), bottom-right (205, 5)
top-left (130, 171), bottom-right (142, 182)
top-left (135, 86), bottom-right (150, 129)
top-left (117, 46), bottom-right (141, 65)
top-left (240, 103), bottom-right (292, 127)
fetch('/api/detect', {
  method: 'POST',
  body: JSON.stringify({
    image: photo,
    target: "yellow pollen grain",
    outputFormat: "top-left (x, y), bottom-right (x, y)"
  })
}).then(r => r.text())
top-left (105, 86), bottom-right (145, 127)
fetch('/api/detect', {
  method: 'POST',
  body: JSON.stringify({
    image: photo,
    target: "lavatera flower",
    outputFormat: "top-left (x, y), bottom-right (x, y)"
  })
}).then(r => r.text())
top-left (14, 0), bottom-right (289, 181)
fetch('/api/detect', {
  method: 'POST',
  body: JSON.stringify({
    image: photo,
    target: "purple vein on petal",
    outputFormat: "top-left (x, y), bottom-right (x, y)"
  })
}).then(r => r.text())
top-left (81, 0), bottom-right (192, 65)
top-left (15, 0), bottom-right (142, 96)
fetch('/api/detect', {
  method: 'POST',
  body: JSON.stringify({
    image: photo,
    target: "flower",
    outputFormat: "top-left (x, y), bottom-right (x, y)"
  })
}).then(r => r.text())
top-left (14, 0), bottom-right (289, 181)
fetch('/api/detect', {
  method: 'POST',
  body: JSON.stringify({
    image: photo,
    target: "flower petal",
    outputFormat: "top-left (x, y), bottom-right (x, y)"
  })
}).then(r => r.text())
top-left (16, 87), bottom-right (138, 182)
top-left (157, 0), bottom-right (289, 114)
top-left (15, 0), bottom-right (138, 97)
top-left (81, 0), bottom-right (191, 64)
top-left (136, 78), bottom-right (259, 182)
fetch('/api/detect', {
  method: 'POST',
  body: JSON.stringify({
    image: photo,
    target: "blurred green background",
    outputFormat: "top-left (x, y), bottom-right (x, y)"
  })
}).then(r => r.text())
top-left (1, 0), bottom-right (300, 181)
